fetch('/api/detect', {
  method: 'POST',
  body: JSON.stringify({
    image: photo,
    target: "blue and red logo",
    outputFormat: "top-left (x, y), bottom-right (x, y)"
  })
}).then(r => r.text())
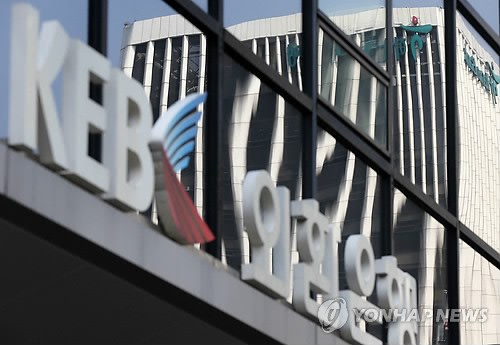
top-left (149, 93), bottom-right (214, 244)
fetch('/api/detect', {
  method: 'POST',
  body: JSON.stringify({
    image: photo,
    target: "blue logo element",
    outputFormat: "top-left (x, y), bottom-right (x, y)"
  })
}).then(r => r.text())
top-left (154, 93), bottom-right (207, 172)
top-left (150, 92), bottom-right (214, 244)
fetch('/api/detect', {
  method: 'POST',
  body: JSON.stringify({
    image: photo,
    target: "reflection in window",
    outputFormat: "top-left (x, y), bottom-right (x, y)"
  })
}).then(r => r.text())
top-left (167, 37), bottom-right (183, 107)
top-left (224, 10), bottom-right (303, 90)
top-left (393, 189), bottom-right (448, 345)
top-left (319, 0), bottom-right (386, 68)
top-left (222, 55), bottom-right (302, 270)
top-left (456, 12), bottom-right (500, 252)
top-left (150, 39), bottom-right (166, 122)
top-left (316, 127), bottom-right (383, 338)
top-left (186, 35), bottom-right (201, 95)
top-left (131, 43), bottom-right (147, 83)
top-left (460, 240), bottom-right (500, 344)
top-left (319, 30), bottom-right (388, 147)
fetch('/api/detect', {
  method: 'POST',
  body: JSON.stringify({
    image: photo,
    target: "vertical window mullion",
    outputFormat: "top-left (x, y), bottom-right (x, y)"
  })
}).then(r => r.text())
top-left (302, 0), bottom-right (318, 199)
top-left (444, 0), bottom-right (460, 344)
top-left (204, 0), bottom-right (224, 259)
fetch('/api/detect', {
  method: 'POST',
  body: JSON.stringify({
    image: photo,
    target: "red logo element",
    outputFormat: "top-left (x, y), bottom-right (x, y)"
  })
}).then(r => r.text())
top-left (412, 16), bottom-right (418, 25)
top-left (160, 150), bottom-right (214, 244)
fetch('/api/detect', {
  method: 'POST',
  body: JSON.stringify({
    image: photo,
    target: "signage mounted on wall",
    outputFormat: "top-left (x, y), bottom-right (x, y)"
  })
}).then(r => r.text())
top-left (334, 18), bottom-right (432, 64)
top-left (287, 43), bottom-right (301, 68)
top-left (394, 22), bottom-right (433, 62)
top-left (463, 43), bottom-right (500, 103)
top-left (8, 3), bottom-right (214, 244)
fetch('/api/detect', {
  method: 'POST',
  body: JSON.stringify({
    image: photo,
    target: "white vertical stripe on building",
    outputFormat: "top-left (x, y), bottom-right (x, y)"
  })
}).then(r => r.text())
top-left (436, 25), bottom-right (448, 197)
top-left (122, 45), bottom-right (136, 77)
top-left (285, 35), bottom-right (292, 84)
top-left (160, 38), bottom-right (172, 115)
top-left (295, 33), bottom-right (303, 92)
top-left (403, 30), bottom-right (416, 184)
top-left (144, 40), bottom-right (154, 98)
top-left (276, 36), bottom-right (283, 76)
top-left (195, 34), bottom-right (207, 217)
top-left (394, 28), bottom-right (405, 176)
top-left (264, 37), bottom-right (270, 65)
top-left (179, 35), bottom-right (189, 100)
top-left (425, 33), bottom-right (439, 202)
top-left (318, 29), bottom-right (323, 91)
top-left (330, 40), bottom-right (338, 105)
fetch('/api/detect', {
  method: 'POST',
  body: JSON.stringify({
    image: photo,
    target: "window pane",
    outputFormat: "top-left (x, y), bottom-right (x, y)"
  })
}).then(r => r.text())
top-left (319, 29), bottom-right (388, 147)
top-left (224, 0), bottom-right (302, 90)
top-left (318, 0), bottom-right (386, 68)
top-left (222, 54), bottom-right (303, 269)
top-left (460, 240), bottom-right (500, 344)
top-left (393, 189), bottom-right (448, 344)
top-left (457, 12), bottom-right (500, 251)
top-left (316, 126), bottom-right (383, 338)
top-left (150, 39), bottom-right (166, 122)
top-left (392, 4), bottom-right (448, 208)
top-left (131, 43), bottom-right (147, 84)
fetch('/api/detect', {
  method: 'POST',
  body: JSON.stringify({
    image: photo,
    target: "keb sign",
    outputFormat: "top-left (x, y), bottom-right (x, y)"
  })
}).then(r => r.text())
top-left (8, 3), bottom-right (213, 244)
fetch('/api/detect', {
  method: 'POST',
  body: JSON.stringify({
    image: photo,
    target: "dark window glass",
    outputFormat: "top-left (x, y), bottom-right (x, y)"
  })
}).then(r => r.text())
top-left (256, 37), bottom-right (266, 60)
top-left (150, 39), bottom-right (166, 123)
top-left (186, 35), bottom-right (201, 96)
top-left (269, 37), bottom-right (277, 71)
top-left (288, 35), bottom-right (298, 87)
top-left (279, 36), bottom-right (288, 78)
top-left (131, 43), bottom-right (147, 84)
top-left (167, 37), bottom-right (183, 107)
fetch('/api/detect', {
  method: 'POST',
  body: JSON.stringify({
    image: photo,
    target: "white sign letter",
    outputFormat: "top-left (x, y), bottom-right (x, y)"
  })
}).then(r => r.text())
top-left (103, 70), bottom-right (154, 211)
top-left (63, 40), bottom-right (110, 192)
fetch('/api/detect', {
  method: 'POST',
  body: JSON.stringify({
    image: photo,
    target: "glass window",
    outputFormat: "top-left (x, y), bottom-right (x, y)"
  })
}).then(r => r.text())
top-left (460, 240), bottom-right (500, 344)
top-left (150, 39), bottom-right (166, 122)
top-left (456, 12), bottom-right (500, 251)
top-left (393, 189), bottom-right (448, 345)
top-left (131, 43), bottom-right (147, 84)
top-left (167, 37), bottom-right (183, 107)
top-left (224, 0), bottom-right (302, 90)
top-left (222, 54), bottom-right (303, 269)
top-left (186, 35), bottom-right (201, 96)
top-left (319, 29), bottom-right (388, 147)
top-left (316, 127), bottom-right (383, 338)
top-left (318, 0), bottom-right (386, 68)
